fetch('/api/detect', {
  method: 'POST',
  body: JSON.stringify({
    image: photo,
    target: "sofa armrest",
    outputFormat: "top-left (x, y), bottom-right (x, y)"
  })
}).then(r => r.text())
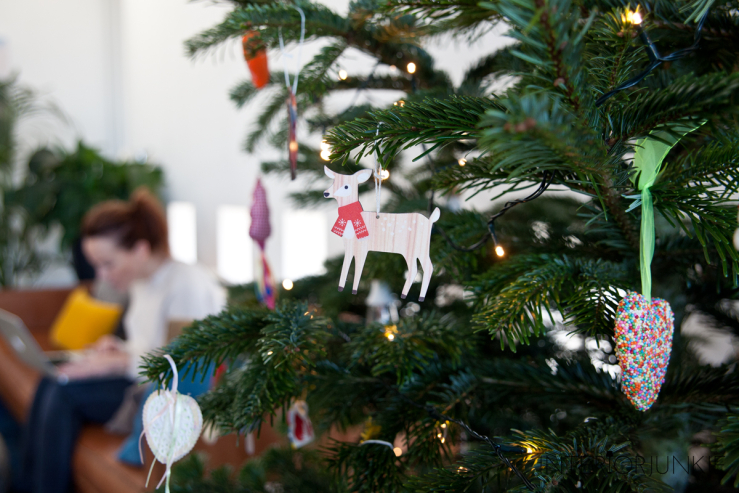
top-left (0, 287), bottom-right (77, 351)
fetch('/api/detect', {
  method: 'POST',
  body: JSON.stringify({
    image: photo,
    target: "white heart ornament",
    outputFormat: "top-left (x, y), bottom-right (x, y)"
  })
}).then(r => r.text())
top-left (143, 390), bottom-right (203, 464)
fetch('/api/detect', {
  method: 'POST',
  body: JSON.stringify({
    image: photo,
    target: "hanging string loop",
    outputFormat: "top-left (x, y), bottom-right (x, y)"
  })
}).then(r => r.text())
top-left (373, 123), bottom-right (385, 218)
top-left (278, 6), bottom-right (306, 94)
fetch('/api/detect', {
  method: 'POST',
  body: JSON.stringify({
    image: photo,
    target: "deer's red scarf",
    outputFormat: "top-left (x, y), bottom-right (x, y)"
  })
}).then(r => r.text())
top-left (331, 201), bottom-right (368, 239)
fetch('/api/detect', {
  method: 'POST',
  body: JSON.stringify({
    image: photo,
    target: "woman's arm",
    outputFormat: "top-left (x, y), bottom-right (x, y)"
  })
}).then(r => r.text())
top-left (57, 347), bottom-right (130, 380)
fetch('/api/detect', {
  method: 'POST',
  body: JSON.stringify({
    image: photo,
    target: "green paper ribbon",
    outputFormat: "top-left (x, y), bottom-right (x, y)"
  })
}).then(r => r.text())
top-left (629, 122), bottom-right (703, 302)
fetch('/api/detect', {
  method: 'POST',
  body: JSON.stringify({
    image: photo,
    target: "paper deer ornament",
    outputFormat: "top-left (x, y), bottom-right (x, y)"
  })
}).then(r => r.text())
top-left (323, 166), bottom-right (440, 301)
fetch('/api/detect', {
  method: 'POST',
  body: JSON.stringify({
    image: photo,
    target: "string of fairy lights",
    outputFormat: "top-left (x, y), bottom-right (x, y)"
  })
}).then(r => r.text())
top-left (360, 382), bottom-right (537, 490)
top-left (596, 6), bottom-right (710, 106)
top-left (314, 6), bottom-right (711, 487)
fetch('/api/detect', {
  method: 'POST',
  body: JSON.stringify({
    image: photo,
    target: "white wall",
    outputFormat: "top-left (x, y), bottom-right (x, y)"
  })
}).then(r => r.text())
top-left (0, 0), bottom-right (120, 156)
top-left (0, 0), bottom-right (510, 286)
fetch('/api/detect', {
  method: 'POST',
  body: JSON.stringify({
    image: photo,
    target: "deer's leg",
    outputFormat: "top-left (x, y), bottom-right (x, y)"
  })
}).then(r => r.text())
top-left (351, 247), bottom-right (368, 295)
top-left (419, 256), bottom-right (433, 302)
top-left (401, 256), bottom-right (417, 300)
top-left (338, 248), bottom-right (353, 292)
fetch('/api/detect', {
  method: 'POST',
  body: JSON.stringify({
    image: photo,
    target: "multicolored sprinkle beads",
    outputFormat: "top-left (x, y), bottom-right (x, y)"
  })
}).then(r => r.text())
top-left (614, 292), bottom-right (674, 411)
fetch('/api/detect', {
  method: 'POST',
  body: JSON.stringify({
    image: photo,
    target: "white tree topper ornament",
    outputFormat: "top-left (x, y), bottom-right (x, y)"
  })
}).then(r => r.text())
top-left (140, 355), bottom-right (203, 493)
top-left (323, 166), bottom-right (440, 301)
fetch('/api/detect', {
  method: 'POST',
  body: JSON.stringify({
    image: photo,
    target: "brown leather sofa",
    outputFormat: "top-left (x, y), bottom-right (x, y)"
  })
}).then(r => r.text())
top-left (0, 287), bottom-right (284, 493)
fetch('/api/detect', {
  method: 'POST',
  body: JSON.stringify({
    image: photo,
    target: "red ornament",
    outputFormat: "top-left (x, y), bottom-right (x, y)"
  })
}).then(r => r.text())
top-left (287, 90), bottom-right (298, 180)
top-left (242, 32), bottom-right (269, 89)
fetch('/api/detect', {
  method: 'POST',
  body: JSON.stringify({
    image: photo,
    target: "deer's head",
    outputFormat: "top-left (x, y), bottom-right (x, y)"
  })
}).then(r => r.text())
top-left (323, 166), bottom-right (372, 206)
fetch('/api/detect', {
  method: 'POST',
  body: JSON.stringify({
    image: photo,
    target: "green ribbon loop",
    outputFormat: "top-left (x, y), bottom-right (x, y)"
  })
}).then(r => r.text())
top-left (640, 187), bottom-right (654, 302)
top-left (630, 121), bottom-right (704, 302)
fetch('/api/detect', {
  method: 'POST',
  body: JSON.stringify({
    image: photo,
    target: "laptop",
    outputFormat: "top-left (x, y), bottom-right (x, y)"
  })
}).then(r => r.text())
top-left (0, 308), bottom-right (85, 376)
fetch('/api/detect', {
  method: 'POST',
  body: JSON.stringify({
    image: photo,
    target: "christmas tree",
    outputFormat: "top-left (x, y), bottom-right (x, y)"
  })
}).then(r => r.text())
top-left (144, 0), bottom-right (739, 491)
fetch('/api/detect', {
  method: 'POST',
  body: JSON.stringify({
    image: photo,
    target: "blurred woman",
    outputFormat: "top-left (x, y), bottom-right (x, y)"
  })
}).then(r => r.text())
top-left (19, 189), bottom-right (225, 493)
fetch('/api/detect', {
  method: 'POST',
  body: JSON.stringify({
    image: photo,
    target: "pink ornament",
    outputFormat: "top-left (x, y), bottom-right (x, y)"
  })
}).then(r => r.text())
top-left (249, 178), bottom-right (276, 309)
top-left (249, 178), bottom-right (271, 250)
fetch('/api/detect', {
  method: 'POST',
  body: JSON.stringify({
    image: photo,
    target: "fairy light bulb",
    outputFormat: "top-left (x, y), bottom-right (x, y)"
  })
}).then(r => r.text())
top-left (623, 7), bottom-right (642, 25)
top-left (380, 169), bottom-right (390, 180)
top-left (282, 279), bottom-right (294, 290)
top-left (458, 158), bottom-right (467, 166)
top-left (384, 324), bottom-right (398, 340)
top-left (526, 447), bottom-right (533, 454)
top-left (393, 447), bottom-right (402, 457)
top-left (407, 62), bottom-right (416, 74)
top-left (495, 245), bottom-right (505, 257)
top-left (338, 69), bottom-right (348, 80)
top-left (289, 141), bottom-right (299, 152)
top-left (320, 140), bottom-right (331, 161)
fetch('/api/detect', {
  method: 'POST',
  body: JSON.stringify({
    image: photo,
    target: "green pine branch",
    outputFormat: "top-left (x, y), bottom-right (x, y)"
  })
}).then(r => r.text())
top-left (606, 72), bottom-right (739, 142)
top-left (382, 0), bottom-right (502, 35)
top-left (713, 412), bottom-right (739, 488)
top-left (472, 254), bottom-right (631, 347)
top-left (185, 2), bottom-right (349, 58)
top-left (325, 95), bottom-right (504, 166)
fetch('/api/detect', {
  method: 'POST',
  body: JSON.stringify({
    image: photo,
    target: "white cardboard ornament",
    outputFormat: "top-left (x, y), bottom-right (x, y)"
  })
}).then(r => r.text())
top-left (287, 400), bottom-right (315, 448)
top-left (140, 355), bottom-right (203, 492)
top-left (323, 166), bottom-right (440, 301)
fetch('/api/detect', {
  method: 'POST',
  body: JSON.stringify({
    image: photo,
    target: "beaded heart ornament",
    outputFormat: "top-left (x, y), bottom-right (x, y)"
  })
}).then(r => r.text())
top-left (616, 122), bottom-right (701, 410)
top-left (615, 292), bottom-right (674, 411)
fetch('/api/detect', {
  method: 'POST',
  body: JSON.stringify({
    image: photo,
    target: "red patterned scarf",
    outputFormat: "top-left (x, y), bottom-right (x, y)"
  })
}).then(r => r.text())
top-left (331, 201), bottom-right (368, 239)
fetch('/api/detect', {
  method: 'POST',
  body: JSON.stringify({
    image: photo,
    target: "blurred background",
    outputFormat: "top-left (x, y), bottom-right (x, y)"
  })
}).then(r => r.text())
top-left (0, 0), bottom-right (507, 290)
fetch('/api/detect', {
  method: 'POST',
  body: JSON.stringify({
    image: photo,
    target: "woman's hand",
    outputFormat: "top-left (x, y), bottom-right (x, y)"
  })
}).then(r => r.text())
top-left (90, 334), bottom-right (125, 353)
top-left (57, 349), bottom-right (129, 380)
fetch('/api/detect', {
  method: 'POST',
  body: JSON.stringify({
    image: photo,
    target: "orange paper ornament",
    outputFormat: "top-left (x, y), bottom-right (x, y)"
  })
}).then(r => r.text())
top-left (242, 32), bottom-right (269, 89)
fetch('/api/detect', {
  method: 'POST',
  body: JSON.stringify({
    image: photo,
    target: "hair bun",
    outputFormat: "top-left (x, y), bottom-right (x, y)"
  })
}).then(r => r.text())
top-left (130, 187), bottom-right (163, 217)
top-left (81, 187), bottom-right (169, 254)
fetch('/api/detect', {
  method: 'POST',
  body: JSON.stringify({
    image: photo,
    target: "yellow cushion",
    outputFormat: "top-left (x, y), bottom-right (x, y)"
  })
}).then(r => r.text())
top-left (50, 287), bottom-right (123, 350)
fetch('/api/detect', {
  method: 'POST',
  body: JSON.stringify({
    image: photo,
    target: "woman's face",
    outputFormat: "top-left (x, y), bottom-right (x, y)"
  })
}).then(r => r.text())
top-left (82, 236), bottom-right (151, 291)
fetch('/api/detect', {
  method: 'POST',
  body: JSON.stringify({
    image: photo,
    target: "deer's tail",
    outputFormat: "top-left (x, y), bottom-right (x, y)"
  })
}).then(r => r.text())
top-left (429, 207), bottom-right (440, 224)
